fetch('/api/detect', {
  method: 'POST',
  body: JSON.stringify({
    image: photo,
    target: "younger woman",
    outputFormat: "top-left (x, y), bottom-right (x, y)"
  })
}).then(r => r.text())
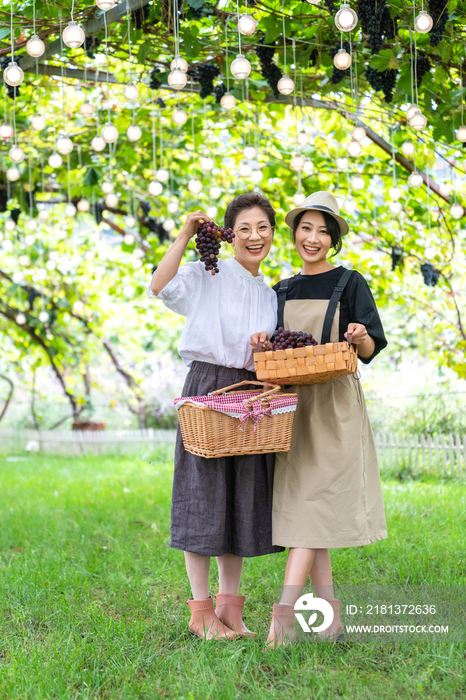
top-left (149, 192), bottom-right (284, 640)
top-left (251, 191), bottom-right (388, 646)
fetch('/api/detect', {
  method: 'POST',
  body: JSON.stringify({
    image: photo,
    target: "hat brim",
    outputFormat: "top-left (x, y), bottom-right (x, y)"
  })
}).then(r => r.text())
top-left (285, 204), bottom-right (349, 237)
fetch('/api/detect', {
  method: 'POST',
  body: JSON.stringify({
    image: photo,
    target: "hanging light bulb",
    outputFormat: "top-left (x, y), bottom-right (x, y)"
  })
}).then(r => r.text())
top-left (439, 182), bottom-right (452, 197)
top-left (389, 201), bottom-right (402, 215)
top-left (77, 199), bottom-right (90, 212)
top-left (16, 312), bottom-right (27, 325)
top-left (105, 193), bottom-right (119, 208)
top-left (96, 0), bottom-right (116, 8)
top-left (56, 136), bottom-right (73, 155)
top-left (200, 156), bottom-right (214, 171)
top-left (102, 181), bottom-right (114, 194)
top-left (6, 166), bottom-right (20, 181)
top-left (91, 135), bottom-right (106, 152)
top-left (297, 131), bottom-right (310, 147)
top-left (389, 186), bottom-right (402, 200)
top-left (26, 219), bottom-right (38, 232)
top-left (352, 125), bottom-right (366, 142)
top-left (9, 145), bottom-right (25, 163)
top-left (127, 124), bottom-right (142, 141)
top-left (251, 170), bottom-right (263, 183)
top-left (149, 181), bottom-right (163, 196)
top-left (290, 154), bottom-right (305, 171)
top-left (456, 126), bottom-right (466, 142)
top-left (18, 254), bottom-right (30, 266)
top-left (231, 54), bottom-right (251, 79)
top-left (293, 192), bottom-right (306, 206)
top-left (220, 93), bottom-right (236, 111)
top-left (335, 3), bottom-right (358, 31)
top-left (124, 233), bottom-right (135, 245)
top-left (238, 14), bottom-right (257, 36)
top-left (79, 102), bottom-right (95, 118)
top-left (38, 209), bottom-right (49, 221)
top-left (210, 186), bottom-right (221, 199)
top-left (25, 234), bottom-right (36, 246)
top-left (167, 201), bottom-right (179, 214)
top-left (170, 56), bottom-right (189, 72)
top-left (31, 114), bottom-right (46, 130)
top-left (101, 122), bottom-right (119, 143)
top-left (5, 219), bottom-right (16, 231)
top-left (305, 0), bottom-right (321, 3)
top-left (243, 145), bottom-right (257, 160)
top-left (26, 35), bottom-right (45, 58)
top-left (156, 168), bottom-right (170, 183)
top-left (0, 123), bottom-right (14, 139)
top-left (207, 205), bottom-right (218, 219)
top-left (401, 140), bottom-right (415, 157)
top-left (188, 179), bottom-right (203, 194)
top-left (49, 151), bottom-right (63, 168)
top-left (65, 203), bottom-right (77, 217)
top-left (351, 175), bottom-right (365, 190)
top-left (406, 104), bottom-right (419, 121)
top-left (408, 171), bottom-right (423, 187)
top-left (450, 203), bottom-right (464, 219)
top-left (347, 139), bottom-right (362, 157)
top-left (344, 198), bottom-right (356, 213)
top-left (3, 62), bottom-right (24, 87)
top-left (302, 159), bottom-right (314, 174)
top-left (39, 310), bottom-right (49, 323)
top-left (410, 111), bottom-right (427, 131)
top-left (173, 108), bottom-right (188, 126)
top-left (163, 218), bottom-right (176, 232)
top-left (239, 163), bottom-right (253, 177)
top-left (277, 75), bottom-right (295, 95)
top-left (168, 68), bottom-right (188, 90)
top-left (414, 10), bottom-right (433, 33)
top-left (124, 83), bottom-right (139, 101)
top-left (333, 48), bottom-right (352, 70)
top-left (62, 21), bottom-right (85, 48)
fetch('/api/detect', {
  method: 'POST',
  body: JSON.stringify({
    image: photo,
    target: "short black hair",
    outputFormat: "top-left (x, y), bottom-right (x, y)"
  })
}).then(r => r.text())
top-left (292, 209), bottom-right (343, 256)
top-left (224, 192), bottom-right (276, 230)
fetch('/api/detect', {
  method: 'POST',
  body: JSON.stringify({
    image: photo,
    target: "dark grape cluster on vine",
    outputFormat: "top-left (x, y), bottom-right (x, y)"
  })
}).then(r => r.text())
top-left (192, 63), bottom-right (220, 99)
top-left (365, 66), bottom-right (398, 103)
top-left (256, 36), bottom-right (283, 98)
top-left (149, 66), bottom-right (162, 90)
top-left (85, 36), bottom-right (102, 60)
top-left (357, 0), bottom-right (398, 55)
top-left (0, 184), bottom-right (8, 213)
top-left (309, 48), bottom-right (319, 68)
top-left (195, 222), bottom-right (235, 275)
top-left (94, 202), bottom-right (104, 226)
top-left (271, 328), bottom-right (318, 351)
top-left (214, 82), bottom-right (227, 103)
top-left (390, 247), bottom-right (403, 271)
top-left (187, 0), bottom-right (214, 20)
top-left (420, 263), bottom-right (440, 286)
top-left (1, 56), bottom-right (20, 98)
top-left (131, 4), bottom-right (150, 30)
top-left (411, 53), bottom-right (432, 88)
top-left (11, 208), bottom-right (21, 224)
top-left (322, 0), bottom-right (337, 13)
top-left (428, 0), bottom-right (449, 47)
top-left (328, 41), bottom-right (351, 85)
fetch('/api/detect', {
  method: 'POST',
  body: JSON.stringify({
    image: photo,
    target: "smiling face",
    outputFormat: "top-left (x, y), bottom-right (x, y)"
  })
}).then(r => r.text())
top-left (294, 210), bottom-right (333, 265)
top-left (231, 205), bottom-right (274, 271)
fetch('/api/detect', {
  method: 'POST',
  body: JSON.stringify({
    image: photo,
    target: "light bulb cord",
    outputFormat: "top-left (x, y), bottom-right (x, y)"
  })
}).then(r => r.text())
top-left (71, 0), bottom-right (75, 22)
top-left (33, 0), bottom-right (36, 36)
top-left (225, 21), bottom-right (230, 92)
top-left (104, 11), bottom-right (111, 122)
top-left (151, 110), bottom-right (157, 174)
top-left (236, 0), bottom-right (242, 55)
top-left (59, 11), bottom-right (66, 132)
top-left (409, 29), bottom-right (414, 106)
top-left (127, 4), bottom-right (132, 65)
top-left (191, 79), bottom-right (196, 177)
top-left (67, 153), bottom-right (71, 203)
top-left (461, 58), bottom-right (464, 127)
top-left (282, 0), bottom-right (287, 74)
top-left (10, 0), bottom-right (14, 61)
top-left (28, 156), bottom-right (33, 216)
top-left (159, 111), bottom-right (163, 167)
top-left (412, 7), bottom-right (420, 107)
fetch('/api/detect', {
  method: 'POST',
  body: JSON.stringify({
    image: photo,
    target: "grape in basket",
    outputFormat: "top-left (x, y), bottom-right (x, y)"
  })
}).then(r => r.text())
top-left (271, 327), bottom-right (318, 350)
top-left (195, 221), bottom-right (235, 275)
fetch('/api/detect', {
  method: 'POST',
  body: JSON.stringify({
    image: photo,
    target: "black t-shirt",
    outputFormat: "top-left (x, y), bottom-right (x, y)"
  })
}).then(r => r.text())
top-left (272, 266), bottom-right (387, 364)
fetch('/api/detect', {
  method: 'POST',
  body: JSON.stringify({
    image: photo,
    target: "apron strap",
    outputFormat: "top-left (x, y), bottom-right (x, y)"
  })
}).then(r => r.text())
top-left (276, 277), bottom-right (290, 329)
top-left (321, 269), bottom-right (354, 344)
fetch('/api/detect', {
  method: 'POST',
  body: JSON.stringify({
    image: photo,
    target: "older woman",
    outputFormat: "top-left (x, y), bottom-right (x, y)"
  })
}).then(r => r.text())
top-left (149, 192), bottom-right (284, 640)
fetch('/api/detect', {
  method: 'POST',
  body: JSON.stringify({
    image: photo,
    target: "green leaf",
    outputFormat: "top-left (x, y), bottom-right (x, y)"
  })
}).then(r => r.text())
top-left (0, 28), bottom-right (10, 42)
top-left (137, 40), bottom-right (152, 64)
top-left (84, 167), bottom-right (100, 187)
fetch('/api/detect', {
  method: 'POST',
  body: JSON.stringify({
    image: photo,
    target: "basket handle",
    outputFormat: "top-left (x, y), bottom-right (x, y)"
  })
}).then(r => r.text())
top-left (209, 380), bottom-right (281, 398)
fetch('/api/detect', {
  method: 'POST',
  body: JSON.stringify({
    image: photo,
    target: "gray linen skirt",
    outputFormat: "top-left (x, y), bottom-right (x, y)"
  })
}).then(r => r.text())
top-left (170, 360), bottom-right (285, 558)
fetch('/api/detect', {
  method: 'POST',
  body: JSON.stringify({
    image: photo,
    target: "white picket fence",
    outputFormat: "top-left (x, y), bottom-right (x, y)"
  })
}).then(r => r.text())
top-left (0, 428), bottom-right (464, 477)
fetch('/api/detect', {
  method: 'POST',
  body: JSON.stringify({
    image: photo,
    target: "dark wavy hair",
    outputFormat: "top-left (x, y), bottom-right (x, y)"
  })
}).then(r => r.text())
top-left (292, 209), bottom-right (343, 256)
top-left (224, 192), bottom-right (276, 230)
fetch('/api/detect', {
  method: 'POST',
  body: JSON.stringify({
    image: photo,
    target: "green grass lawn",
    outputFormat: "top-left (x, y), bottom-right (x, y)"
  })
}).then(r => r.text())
top-left (0, 448), bottom-right (465, 700)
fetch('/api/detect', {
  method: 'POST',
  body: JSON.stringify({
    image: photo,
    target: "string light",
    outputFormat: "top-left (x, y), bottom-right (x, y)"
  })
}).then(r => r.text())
top-left (48, 152), bottom-right (63, 168)
top-left (168, 0), bottom-right (188, 89)
top-left (3, 1), bottom-right (24, 86)
top-left (80, 102), bottom-right (95, 118)
top-left (352, 125), bottom-right (366, 141)
top-left (450, 202), bottom-right (463, 218)
top-left (127, 124), bottom-right (142, 141)
top-left (401, 140), bottom-right (415, 156)
top-left (243, 145), bottom-right (257, 159)
top-left (210, 186), bottom-right (221, 199)
top-left (56, 136), bottom-right (73, 155)
top-left (105, 193), bottom-right (119, 208)
top-left (168, 68), bottom-right (188, 90)
top-left (96, 0), bottom-right (116, 10)
top-left (414, 10), bottom-right (433, 33)
top-left (335, 3), bottom-right (358, 32)
top-left (0, 124), bottom-right (14, 139)
top-left (171, 57), bottom-right (189, 72)
top-left (293, 192), bottom-right (306, 205)
top-left (9, 145), bottom-right (25, 163)
top-left (167, 201), bottom-right (179, 214)
top-left (27, 0), bottom-right (45, 58)
top-left (173, 108), bottom-right (188, 125)
top-left (334, 48), bottom-right (351, 70)
top-left (188, 179), bottom-right (203, 193)
top-left (408, 171), bottom-right (423, 187)
top-left (238, 14), bottom-right (257, 36)
top-left (221, 93), bottom-right (236, 110)
top-left (389, 201), bottom-right (402, 215)
top-left (124, 83), bottom-right (139, 101)
top-left (277, 2), bottom-right (294, 95)
top-left (65, 203), bottom-right (77, 216)
top-left (231, 55), bottom-right (251, 79)
top-left (32, 115), bottom-right (46, 130)
top-left (351, 174), bottom-right (364, 190)
top-left (290, 154), bottom-right (305, 171)
top-left (92, 135), bottom-right (106, 151)
top-left (347, 139), bottom-right (362, 157)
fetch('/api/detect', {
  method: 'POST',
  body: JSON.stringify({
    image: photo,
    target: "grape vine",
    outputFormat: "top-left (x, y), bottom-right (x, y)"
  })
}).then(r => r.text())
top-left (256, 36), bottom-right (283, 98)
top-left (188, 63), bottom-right (220, 99)
top-left (428, 0), bottom-right (449, 47)
top-left (420, 263), bottom-right (440, 286)
top-left (357, 0), bottom-right (398, 55)
top-left (390, 247), bottom-right (403, 271)
top-left (365, 66), bottom-right (398, 103)
top-left (412, 53), bottom-right (432, 88)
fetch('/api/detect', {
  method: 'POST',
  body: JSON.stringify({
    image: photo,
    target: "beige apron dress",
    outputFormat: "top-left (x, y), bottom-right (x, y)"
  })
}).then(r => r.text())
top-left (272, 298), bottom-right (388, 549)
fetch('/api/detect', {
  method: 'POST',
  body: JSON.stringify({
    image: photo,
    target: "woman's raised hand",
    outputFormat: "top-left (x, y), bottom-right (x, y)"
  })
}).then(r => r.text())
top-left (179, 210), bottom-right (211, 241)
top-left (250, 331), bottom-right (272, 352)
top-left (344, 323), bottom-right (368, 346)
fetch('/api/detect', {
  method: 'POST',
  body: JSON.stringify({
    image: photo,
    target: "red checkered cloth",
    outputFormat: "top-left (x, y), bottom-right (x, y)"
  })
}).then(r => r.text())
top-left (174, 391), bottom-right (298, 433)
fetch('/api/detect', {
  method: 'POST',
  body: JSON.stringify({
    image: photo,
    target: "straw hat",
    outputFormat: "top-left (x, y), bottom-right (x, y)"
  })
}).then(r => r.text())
top-left (285, 191), bottom-right (349, 237)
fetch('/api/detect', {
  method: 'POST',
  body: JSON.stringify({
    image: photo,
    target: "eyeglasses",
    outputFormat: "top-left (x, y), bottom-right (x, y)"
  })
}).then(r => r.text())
top-left (233, 224), bottom-right (274, 240)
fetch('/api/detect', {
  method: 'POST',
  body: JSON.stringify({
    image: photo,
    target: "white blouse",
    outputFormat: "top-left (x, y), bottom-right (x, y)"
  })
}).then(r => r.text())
top-left (148, 257), bottom-right (277, 371)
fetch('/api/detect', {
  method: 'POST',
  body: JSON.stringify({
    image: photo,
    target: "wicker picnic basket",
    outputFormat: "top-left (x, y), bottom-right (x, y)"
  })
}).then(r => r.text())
top-left (254, 342), bottom-right (358, 386)
top-left (175, 380), bottom-right (298, 458)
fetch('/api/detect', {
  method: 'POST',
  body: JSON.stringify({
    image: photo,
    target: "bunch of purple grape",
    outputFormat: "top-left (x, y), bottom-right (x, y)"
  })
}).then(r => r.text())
top-left (195, 222), bottom-right (234, 275)
top-left (271, 328), bottom-right (318, 350)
